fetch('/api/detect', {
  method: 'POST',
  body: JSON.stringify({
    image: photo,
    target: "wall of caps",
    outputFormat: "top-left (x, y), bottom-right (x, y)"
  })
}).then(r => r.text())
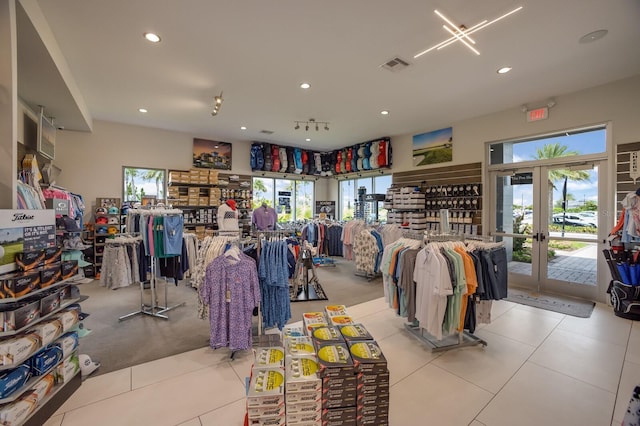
top-left (249, 137), bottom-right (392, 177)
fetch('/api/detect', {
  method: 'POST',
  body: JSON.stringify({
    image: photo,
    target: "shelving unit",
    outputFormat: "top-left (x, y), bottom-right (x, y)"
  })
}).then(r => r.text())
top-left (92, 197), bottom-right (121, 275)
top-left (167, 170), bottom-right (253, 237)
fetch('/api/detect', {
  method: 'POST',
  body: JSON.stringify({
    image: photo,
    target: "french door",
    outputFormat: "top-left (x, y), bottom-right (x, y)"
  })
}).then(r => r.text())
top-left (489, 159), bottom-right (607, 300)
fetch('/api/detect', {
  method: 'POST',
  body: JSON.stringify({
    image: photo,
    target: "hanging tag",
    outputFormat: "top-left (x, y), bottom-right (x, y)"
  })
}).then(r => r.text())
top-left (630, 151), bottom-right (640, 184)
top-left (225, 289), bottom-right (231, 303)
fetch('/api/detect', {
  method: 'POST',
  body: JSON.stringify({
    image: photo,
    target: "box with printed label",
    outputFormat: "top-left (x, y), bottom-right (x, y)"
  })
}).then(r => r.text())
top-left (0, 364), bottom-right (31, 398)
top-left (321, 393), bottom-right (356, 409)
top-left (0, 393), bottom-right (38, 425)
top-left (322, 386), bottom-right (356, 401)
top-left (39, 264), bottom-right (62, 289)
top-left (347, 341), bottom-right (387, 374)
top-left (3, 299), bottom-right (41, 332)
top-left (50, 306), bottom-right (80, 332)
top-left (356, 392), bottom-right (390, 407)
top-left (60, 260), bottom-right (78, 280)
top-left (337, 324), bottom-right (372, 343)
top-left (324, 305), bottom-right (348, 318)
top-left (14, 250), bottom-right (44, 271)
top-left (286, 410), bottom-right (321, 424)
top-left (321, 407), bottom-right (357, 423)
top-left (247, 403), bottom-right (285, 419)
top-left (356, 412), bottom-right (388, 426)
top-left (322, 375), bottom-right (356, 391)
top-left (311, 326), bottom-right (344, 346)
top-left (285, 336), bottom-right (316, 357)
top-left (315, 343), bottom-right (354, 378)
top-left (284, 400), bottom-right (322, 414)
top-left (31, 345), bottom-right (63, 376)
top-left (246, 415), bottom-right (286, 426)
top-left (253, 346), bottom-right (285, 368)
top-left (43, 246), bottom-right (62, 266)
top-left (0, 270), bottom-right (40, 299)
top-left (30, 319), bottom-right (63, 346)
top-left (53, 331), bottom-right (79, 358)
top-left (285, 355), bottom-right (321, 393)
top-left (0, 333), bottom-right (41, 367)
top-left (322, 419), bottom-right (356, 426)
top-left (39, 289), bottom-right (61, 315)
top-left (356, 371), bottom-right (390, 386)
top-left (285, 390), bottom-right (321, 405)
top-left (56, 354), bottom-right (79, 383)
top-left (356, 382), bottom-right (389, 396)
top-left (246, 367), bottom-right (285, 408)
top-left (328, 316), bottom-right (354, 327)
top-left (303, 312), bottom-right (328, 336)
top-left (357, 400), bottom-right (389, 416)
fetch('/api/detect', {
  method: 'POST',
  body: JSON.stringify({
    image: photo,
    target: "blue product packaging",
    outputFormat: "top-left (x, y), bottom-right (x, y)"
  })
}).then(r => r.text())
top-left (53, 331), bottom-right (79, 358)
top-left (31, 346), bottom-right (63, 376)
top-left (0, 364), bottom-right (31, 398)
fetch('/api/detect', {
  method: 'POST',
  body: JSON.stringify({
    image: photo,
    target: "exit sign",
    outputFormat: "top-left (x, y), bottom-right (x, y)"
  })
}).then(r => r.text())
top-left (527, 107), bottom-right (548, 122)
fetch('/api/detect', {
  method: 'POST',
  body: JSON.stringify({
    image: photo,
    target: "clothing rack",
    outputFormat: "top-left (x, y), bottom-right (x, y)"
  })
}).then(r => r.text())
top-left (405, 233), bottom-right (489, 352)
top-left (119, 209), bottom-right (186, 321)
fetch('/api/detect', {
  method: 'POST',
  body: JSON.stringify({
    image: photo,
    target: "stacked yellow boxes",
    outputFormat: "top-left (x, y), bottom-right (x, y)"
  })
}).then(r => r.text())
top-left (247, 347), bottom-right (286, 426)
top-left (284, 332), bottom-right (322, 426)
top-left (209, 170), bottom-right (219, 185)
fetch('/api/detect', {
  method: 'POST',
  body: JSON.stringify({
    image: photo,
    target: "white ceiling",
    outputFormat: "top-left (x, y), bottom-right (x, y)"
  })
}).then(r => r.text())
top-left (17, 0), bottom-right (640, 150)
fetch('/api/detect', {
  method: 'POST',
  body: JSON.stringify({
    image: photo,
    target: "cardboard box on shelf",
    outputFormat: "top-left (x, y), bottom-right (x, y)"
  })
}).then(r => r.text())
top-left (285, 355), bottom-right (321, 393)
top-left (56, 353), bottom-right (80, 383)
top-left (324, 305), bottom-right (349, 317)
top-left (39, 264), bottom-right (62, 289)
top-left (30, 319), bottom-right (63, 346)
top-left (284, 390), bottom-right (321, 405)
top-left (347, 341), bottom-right (387, 374)
top-left (310, 326), bottom-right (344, 347)
top-left (60, 260), bottom-right (78, 280)
top-left (0, 332), bottom-right (41, 366)
top-left (14, 250), bottom-right (45, 271)
top-left (246, 367), bottom-right (285, 408)
top-left (3, 299), bottom-right (41, 331)
top-left (253, 347), bottom-right (285, 368)
top-left (0, 270), bottom-right (40, 299)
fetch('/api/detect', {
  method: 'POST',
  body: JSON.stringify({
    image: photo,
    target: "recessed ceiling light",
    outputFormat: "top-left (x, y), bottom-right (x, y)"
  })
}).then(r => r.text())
top-left (144, 32), bottom-right (161, 43)
top-left (300, 83), bottom-right (311, 89)
top-left (579, 29), bottom-right (608, 44)
top-left (381, 110), bottom-right (389, 115)
top-left (497, 66), bottom-right (512, 74)
top-left (306, 138), bottom-right (311, 142)
top-left (138, 108), bottom-right (148, 113)
top-left (240, 126), bottom-right (247, 130)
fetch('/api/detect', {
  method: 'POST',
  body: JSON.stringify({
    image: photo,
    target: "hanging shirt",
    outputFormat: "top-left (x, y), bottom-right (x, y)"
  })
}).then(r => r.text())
top-left (200, 254), bottom-right (260, 351)
top-left (163, 215), bottom-right (184, 256)
top-left (252, 206), bottom-right (277, 230)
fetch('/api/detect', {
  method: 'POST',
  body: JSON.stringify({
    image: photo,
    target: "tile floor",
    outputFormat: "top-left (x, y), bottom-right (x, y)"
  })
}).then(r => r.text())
top-left (43, 297), bottom-right (639, 426)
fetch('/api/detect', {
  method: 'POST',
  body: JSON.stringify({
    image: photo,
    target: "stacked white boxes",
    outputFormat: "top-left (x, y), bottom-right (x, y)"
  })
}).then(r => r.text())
top-left (247, 347), bottom-right (286, 426)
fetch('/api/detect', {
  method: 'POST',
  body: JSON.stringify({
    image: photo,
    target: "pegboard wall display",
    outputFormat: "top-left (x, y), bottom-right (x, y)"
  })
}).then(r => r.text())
top-left (392, 162), bottom-right (483, 235)
top-left (615, 142), bottom-right (640, 218)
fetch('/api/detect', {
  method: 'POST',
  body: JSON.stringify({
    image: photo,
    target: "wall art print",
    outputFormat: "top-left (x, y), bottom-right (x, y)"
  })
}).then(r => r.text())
top-left (193, 138), bottom-right (232, 170)
top-left (412, 127), bottom-right (453, 166)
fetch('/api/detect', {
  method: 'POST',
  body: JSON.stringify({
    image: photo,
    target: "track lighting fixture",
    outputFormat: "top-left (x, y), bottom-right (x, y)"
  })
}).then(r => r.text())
top-left (294, 118), bottom-right (330, 132)
top-left (211, 92), bottom-right (224, 116)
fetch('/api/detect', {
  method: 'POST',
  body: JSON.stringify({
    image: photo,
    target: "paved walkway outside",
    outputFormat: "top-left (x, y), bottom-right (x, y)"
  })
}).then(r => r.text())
top-left (508, 243), bottom-right (597, 285)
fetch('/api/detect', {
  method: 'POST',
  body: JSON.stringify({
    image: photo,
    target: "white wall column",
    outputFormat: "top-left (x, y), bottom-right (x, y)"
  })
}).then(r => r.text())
top-left (0, 0), bottom-right (17, 208)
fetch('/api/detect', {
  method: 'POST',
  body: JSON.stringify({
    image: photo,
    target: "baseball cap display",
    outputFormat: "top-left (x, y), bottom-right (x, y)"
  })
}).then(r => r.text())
top-left (107, 226), bottom-right (118, 235)
top-left (56, 216), bottom-right (82, 233)
top-left (97, 227), bottom-right (108, 234)
top-left (96, 216), bottom-right (108, 225)
top-left (108, 206), bottom-right (120, 215)
top-left (95, 207), bottom-right (107, 215)
top-left (108, 217), bottom-right (119, 225)
top-left (79, 354), bottom-right (100, 377)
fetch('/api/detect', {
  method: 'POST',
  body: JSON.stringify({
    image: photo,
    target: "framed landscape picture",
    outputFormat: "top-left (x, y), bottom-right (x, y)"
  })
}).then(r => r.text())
top-left (412, 127), bottom-right (453, 166)
top-left (193, 138), bottom-right (232, 170)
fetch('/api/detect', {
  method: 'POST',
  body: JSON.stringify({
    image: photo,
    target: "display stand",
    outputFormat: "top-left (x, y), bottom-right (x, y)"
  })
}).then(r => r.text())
top-left (291, 248), bottom-right (323, 301)
top-left (405, 323), bottom-right (487, 352)
top-left (119, 256), bottom-right (186, 321)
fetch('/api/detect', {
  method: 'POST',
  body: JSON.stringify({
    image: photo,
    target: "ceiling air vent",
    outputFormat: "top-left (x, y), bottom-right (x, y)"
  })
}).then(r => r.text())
top-left (380, 56), bottom-right (410, 72)
top-left (260, 130), bottom-right (274, 135)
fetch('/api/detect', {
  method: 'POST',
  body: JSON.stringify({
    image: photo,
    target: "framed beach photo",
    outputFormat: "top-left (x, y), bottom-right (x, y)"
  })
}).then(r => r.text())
top-left (193, 138), bottom-right (232, 170)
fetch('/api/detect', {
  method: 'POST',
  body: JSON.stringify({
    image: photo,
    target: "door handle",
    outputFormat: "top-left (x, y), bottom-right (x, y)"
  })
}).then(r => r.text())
top-left (532, 233), bottom-right (539, 241)
top-left (540, 233), bottom-right (546, 242)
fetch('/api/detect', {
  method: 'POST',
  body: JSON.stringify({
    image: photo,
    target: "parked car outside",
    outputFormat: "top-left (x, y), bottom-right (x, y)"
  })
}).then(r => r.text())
top-left (552, 213), bottom-right (597, 227)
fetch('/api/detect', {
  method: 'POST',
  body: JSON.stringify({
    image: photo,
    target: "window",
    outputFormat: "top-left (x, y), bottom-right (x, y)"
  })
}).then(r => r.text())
top-left (339, 174), bottom-right (392, 221)
top-left (252, 177), bottom-right (314, 222)
top-left (123, 167), bottom-right (166, 204)
top-left (489, 126), bottom-right (606, 165)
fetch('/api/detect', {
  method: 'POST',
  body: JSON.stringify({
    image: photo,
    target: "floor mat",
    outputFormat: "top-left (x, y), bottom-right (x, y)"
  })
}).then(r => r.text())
top-left (505, 288), bottom-right (595, 318)
top-left (290, 281), bottom-right (329, 302)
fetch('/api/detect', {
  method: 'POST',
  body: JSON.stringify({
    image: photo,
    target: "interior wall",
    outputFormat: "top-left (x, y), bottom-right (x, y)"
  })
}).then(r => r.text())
top-left (327, 74), bottom-right (640, 202)
top-left (54, 120), bottom-right (251, 216)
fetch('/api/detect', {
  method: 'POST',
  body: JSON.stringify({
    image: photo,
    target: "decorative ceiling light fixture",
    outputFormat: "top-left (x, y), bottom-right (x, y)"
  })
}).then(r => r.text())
top-left (211, 92), bottom-right (224, 116)
top-left (294, 118), bottom-right (330, 132)
top-left (414, 6), bottom-right (523, 58)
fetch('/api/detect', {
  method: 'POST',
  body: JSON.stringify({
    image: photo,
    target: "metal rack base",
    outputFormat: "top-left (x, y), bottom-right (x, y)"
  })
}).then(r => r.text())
top-left (404, 323), bottom-right (487, 352)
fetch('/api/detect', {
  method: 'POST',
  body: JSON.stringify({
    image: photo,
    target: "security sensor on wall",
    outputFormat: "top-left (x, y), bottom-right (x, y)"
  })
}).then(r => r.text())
top-left (547, 98), bottom-right (557, 108)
